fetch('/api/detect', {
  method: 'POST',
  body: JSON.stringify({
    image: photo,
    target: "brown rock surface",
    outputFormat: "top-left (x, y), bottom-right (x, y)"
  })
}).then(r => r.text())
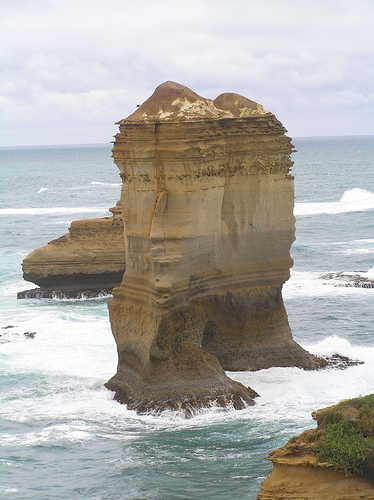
top-left (105, 81), bottom-right (318, 414)
top-left (257, 454), bottom-right (374, 499)
top-left (20, 206), bottom-right (125, 294)
top-left (257, 398), bottom-right (374, 499)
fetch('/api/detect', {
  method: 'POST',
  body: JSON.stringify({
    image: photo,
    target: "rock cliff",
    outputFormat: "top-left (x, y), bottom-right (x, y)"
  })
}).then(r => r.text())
top-left (257, 396), bottom-right (374, 499)
top-left (105, 81), bottom-right (319, 414)
top-left (19, 204), bottom-right (126, 298)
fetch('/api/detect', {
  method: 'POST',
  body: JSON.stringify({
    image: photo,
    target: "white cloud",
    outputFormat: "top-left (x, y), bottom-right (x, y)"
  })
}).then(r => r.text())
top-left (1, 0), bottom-right (373, 145)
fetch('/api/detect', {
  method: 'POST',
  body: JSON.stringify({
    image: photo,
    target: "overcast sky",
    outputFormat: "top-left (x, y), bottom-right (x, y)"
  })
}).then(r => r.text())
top-left (1, 0), bottom-right (373, 146)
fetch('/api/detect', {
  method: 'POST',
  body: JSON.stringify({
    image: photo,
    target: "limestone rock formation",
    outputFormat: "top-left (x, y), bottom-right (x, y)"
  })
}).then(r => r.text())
top-left (19, 204), bottom-right (126, 298)
top-left (105, 81), bottom-right (318, 414)
top-left (257, 396), bottom-right (374, 499)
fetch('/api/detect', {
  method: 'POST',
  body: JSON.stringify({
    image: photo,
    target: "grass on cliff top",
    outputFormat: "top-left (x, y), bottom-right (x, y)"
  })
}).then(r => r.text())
top-left (316, 394), bottom-right (374, 480)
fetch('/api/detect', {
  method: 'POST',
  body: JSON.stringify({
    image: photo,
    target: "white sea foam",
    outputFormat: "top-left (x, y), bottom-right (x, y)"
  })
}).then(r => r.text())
top-left (339, 248), bottom-right (374, 255)
top-left (353, 239), bottom-right (374, 244)
top-left (230, 336), bottom-right (374, 423)
top-left (38, 187), bottom-right (53, 193)
top-left (283, 270), bottom-right (374, 299)
top-left (295, 188), bottom-right (374, 216)
top-left (0, 207), bottom-right (110, 216)
top-left (54, 219), bottom-right (75, 224)
top-left (1, 313), bottom-right (373, 446)
top-left (90, 181), bottom-right (121, 187)
top-left (365, 266), bottom-right (374, 279)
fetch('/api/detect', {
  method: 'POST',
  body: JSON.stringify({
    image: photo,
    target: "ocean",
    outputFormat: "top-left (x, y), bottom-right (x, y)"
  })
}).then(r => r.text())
top-left (1, 136), bottom-right (373, 499)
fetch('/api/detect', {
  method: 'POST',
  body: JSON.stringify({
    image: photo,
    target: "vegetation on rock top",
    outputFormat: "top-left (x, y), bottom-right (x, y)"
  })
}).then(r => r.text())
top-left (316, 394), bottom-right (374, 480)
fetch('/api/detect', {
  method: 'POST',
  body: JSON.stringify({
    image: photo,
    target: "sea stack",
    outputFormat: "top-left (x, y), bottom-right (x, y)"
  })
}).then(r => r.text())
top-left (105, 81), bottom-right (318, 414)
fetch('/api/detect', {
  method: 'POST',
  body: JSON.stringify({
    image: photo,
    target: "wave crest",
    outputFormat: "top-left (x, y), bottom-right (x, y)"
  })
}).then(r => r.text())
top-left (90, 181), bottom-right (121, 187)
top-left (295, 188), bottom-right (374, 216)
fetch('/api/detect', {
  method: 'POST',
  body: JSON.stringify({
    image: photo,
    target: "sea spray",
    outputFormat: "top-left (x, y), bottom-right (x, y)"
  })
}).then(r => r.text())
top-left (294, 188), bottom-right (374, 216)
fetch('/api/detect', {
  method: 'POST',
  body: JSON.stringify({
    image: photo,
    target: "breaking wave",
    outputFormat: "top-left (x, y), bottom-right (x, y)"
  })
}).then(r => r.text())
top-left (90, 181), bottom-right (121, 187)
top-left (365, 266), bottom-right (374, 279)
top-left (295, 188), bottom-right (374, 216)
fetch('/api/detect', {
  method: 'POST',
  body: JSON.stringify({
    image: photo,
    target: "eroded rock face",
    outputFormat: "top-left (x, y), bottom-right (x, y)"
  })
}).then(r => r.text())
top-left (257, 397), bottom-right (374, 499)
top-left (19, 206), bottom-right (126, 297)
top-left (257, 446), bottom-right (374, 500)
top-left (105, 81), bottom-right (318, 414)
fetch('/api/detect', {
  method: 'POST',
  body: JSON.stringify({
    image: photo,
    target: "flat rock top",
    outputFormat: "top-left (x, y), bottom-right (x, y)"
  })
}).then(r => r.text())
top-left (118, 81), bottom-right (268, 124)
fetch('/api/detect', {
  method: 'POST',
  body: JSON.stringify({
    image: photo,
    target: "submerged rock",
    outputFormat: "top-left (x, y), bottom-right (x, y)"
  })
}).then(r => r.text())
top-left (105, 81), bottom-right (319, 415)
top-left (17, 287), bottom-right (112, 299)
top-left (0, 325), bottom-right (37, 343)
top-left (320, 271), bottom-right (374, 288)
top-left (257, 395), bottom-right (374, 499)
top-left (320, 353), bottom-right (364, 369)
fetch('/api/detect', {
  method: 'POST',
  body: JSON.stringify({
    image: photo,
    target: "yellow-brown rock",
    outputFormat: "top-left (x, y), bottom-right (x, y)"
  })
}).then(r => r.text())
top-left (105, 81), bottom-right (318, 414)
top-left (20, 207), bottom-right (125, 297)
top-left (257, 397), bottom-right (374, 499)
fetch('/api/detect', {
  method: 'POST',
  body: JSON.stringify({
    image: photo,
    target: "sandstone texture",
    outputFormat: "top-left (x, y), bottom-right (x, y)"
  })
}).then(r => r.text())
top-left (19, 204), bottom-right (125, 297)
top-left (105, 81), bottom-right (318, 414)
top-left (257, 396), bottom-right (374, 499)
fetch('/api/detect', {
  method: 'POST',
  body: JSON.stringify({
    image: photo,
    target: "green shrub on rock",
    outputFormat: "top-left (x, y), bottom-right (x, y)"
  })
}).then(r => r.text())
top-left (316, 394), bottom-right (374, 480)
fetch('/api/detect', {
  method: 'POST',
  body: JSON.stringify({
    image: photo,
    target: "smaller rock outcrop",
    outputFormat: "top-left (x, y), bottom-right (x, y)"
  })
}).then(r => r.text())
top-left (0, 325), bottom-right (37, 343)
top-left (18, 205), bottom-right (126, 298)
top-left (321, 271), bottom-right (374, 288)
top-left (257, 395), bottom-right (374, 500)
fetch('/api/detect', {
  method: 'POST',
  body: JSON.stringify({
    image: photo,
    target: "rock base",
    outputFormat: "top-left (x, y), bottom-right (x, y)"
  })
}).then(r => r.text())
top-left (17, 286), bottom-right (114, 299)
top-left (258, 460), bottom-right (374, 500)
top-left (105, 380), bottom-right (258, 418)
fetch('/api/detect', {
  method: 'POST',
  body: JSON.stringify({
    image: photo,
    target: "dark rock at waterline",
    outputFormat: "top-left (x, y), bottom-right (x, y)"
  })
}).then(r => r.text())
top-left (274, 354), bottom-right (363, 371)
top-left (105, 383), bottom-right (259, 418)
top-left (23, 332), bottom-right (36, 339)
top-left (320, 272), bottom-right (374, 288)
top-left (319, 353), bottom-right (364, 369)
top-left (17, 287), bottom-right (113, 299)
top-left (0, 326), bottom-right (37, 342)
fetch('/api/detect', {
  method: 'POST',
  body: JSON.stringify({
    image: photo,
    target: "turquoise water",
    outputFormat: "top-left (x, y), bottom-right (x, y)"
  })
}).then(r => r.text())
top-left (1, 137), bottom-right (374, 499)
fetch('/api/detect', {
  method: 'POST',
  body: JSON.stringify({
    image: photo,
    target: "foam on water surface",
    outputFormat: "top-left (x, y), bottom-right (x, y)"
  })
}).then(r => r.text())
top-left (295, 188), bottom-right (374, 216)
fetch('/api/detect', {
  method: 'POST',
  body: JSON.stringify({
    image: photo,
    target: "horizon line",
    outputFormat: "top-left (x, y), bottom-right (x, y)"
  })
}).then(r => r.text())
top-left (1, 133), bottom-right (373, 149)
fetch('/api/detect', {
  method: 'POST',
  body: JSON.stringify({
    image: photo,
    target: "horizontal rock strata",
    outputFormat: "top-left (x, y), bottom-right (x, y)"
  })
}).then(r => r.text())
top-left (19, 206), bottom-right (125, 297)
top-left (257, 396), bottom-right (374, 499)
top-left (106, 81), bottom-right (318, 414)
